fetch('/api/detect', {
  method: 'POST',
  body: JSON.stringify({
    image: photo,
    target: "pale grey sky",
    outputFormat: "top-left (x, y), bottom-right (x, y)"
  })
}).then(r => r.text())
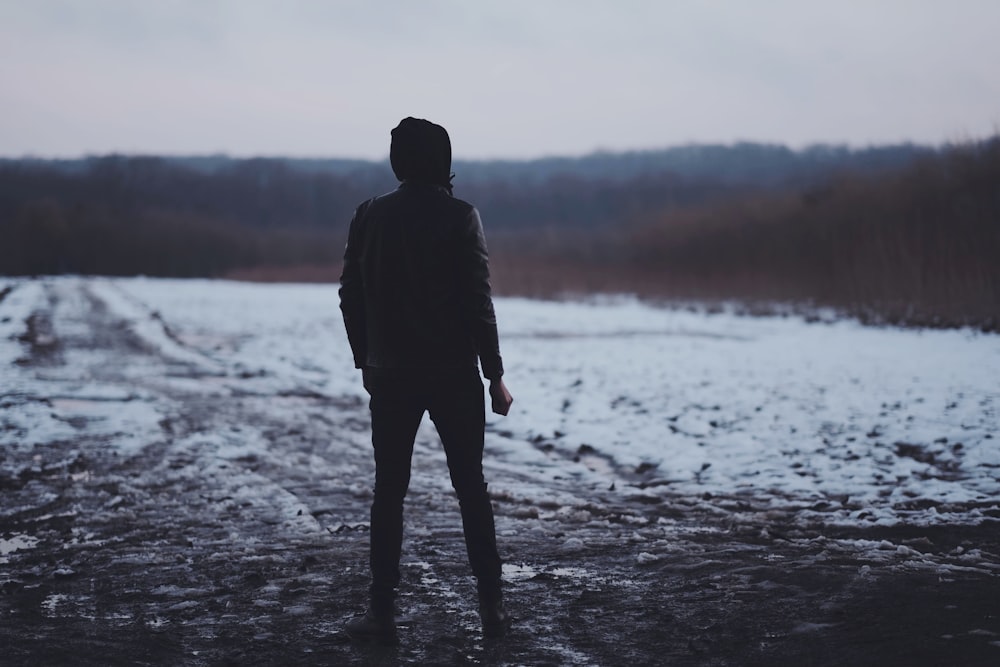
top-left (1, 0), bottom-right (998, 159)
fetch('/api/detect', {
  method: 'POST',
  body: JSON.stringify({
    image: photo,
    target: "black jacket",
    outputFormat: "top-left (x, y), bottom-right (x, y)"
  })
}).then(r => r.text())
top-left (339, 181), bottom-right (504, 380)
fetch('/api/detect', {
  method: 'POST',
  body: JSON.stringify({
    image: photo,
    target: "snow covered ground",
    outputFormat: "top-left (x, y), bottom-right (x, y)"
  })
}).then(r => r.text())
top-left (23, 277), bottom-right (996, 520)
top-left (2, 276), bottom-right (999, 664)
top-left (4, 276), bottom-right (1000, 540)
top-left (493, 296), bottom-right (1000, 527)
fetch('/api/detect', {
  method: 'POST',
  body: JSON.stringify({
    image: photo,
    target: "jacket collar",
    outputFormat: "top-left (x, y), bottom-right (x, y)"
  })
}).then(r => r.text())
top-left (398, 180), bottom-right (451, 195)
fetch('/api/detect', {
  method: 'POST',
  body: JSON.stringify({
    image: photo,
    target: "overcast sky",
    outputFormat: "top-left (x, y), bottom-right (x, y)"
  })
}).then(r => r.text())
top-left (2, 0), bottom-right (998, 160)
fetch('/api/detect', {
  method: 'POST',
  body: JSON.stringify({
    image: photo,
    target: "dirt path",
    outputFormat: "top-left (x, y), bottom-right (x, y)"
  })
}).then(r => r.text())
top-left (2, 279), bottom-right (999, 666)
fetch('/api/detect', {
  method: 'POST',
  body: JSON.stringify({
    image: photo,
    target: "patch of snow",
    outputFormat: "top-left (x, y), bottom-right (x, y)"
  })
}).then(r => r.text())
top-left (40, 593), bottom-right (69, 616)
top-left (0, 534), bottom-right (40, 562)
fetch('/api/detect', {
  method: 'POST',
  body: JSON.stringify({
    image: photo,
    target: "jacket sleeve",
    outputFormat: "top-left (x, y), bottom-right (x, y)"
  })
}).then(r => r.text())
top-left (458, 207), bottom-right (504, 380)
top-left (339, 200), bottom-right (371, 370)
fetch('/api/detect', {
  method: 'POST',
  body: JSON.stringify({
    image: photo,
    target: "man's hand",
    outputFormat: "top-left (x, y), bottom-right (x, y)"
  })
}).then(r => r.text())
top-left (489, 378), bottom-right (513, 416)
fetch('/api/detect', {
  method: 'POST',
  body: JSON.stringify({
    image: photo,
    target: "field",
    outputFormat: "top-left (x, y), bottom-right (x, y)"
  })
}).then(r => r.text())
top-left (2, 277), bottom-right (999, 666)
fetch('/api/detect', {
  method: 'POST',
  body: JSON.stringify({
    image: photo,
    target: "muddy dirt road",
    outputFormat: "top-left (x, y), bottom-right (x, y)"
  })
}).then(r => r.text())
top-left (2, 278), bottom-right (999, 666)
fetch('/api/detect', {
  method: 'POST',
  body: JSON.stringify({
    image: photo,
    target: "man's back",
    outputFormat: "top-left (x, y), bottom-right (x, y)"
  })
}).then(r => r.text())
top-left (339, 181), bottom-right (503, 380)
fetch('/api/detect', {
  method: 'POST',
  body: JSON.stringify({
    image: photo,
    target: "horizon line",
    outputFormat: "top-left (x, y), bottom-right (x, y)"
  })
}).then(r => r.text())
top-left (0, 135), bottom-right (970, 165)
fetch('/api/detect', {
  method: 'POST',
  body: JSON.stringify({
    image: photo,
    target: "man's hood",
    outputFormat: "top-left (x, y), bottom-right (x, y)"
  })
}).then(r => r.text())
top-left (390, 117), bottom-right (453, 190)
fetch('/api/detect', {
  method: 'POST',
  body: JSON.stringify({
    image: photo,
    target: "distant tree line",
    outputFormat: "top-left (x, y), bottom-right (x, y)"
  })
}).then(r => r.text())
top-left (2, 139), bottom-right (996, 328)
top-left (0, 156), bottom-right (372, 276)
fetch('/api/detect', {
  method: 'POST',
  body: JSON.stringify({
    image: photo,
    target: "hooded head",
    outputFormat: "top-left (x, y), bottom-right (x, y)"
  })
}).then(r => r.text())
top-left (390, 117), bottom-right (453, 192)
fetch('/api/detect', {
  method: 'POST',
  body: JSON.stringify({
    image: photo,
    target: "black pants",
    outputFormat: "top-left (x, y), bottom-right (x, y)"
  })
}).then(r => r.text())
top-left (365, 368), bottom-right (502, 596)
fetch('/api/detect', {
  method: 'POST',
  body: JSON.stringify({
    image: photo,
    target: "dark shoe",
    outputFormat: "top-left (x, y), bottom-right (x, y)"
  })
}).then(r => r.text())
top-left (478, 583), bottom-right (511, 638)
top-left (345, 609), bottom-right (397, 645)
top-left (480, 599), bottom-right (511, 638)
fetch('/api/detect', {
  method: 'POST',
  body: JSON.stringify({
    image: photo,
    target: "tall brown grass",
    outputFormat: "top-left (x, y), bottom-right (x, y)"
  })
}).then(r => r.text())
top-left (488, 138), bottom-right (1000, 330)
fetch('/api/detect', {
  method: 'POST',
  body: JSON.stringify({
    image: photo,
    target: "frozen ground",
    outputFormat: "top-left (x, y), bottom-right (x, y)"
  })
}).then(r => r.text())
top-left (1, 276), bottom-right (998, 666)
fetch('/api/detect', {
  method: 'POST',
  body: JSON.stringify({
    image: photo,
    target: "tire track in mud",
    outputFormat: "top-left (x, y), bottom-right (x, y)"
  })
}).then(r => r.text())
top-left (2, 279), bottom-right (369, 662)
top-left (2, 278), bottom-right (1000, 666)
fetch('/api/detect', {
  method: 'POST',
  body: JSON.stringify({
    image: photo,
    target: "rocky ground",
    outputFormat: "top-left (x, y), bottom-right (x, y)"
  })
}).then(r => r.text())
top-left (2, 278), bottom-right (999, 666)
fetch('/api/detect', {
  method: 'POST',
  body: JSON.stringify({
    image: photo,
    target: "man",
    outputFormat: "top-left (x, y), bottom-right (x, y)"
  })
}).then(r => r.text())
top-left (339, 117), bottom-right (514, 644)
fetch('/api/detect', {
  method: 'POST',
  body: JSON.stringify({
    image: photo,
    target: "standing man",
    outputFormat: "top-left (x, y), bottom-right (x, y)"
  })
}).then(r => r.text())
top-left (339, 117), bottom-right (514, 643)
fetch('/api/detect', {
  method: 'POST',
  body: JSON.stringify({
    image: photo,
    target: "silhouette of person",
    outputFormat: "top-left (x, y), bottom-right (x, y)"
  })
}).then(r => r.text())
top-left (339, 117), bottom-right (514, 644)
